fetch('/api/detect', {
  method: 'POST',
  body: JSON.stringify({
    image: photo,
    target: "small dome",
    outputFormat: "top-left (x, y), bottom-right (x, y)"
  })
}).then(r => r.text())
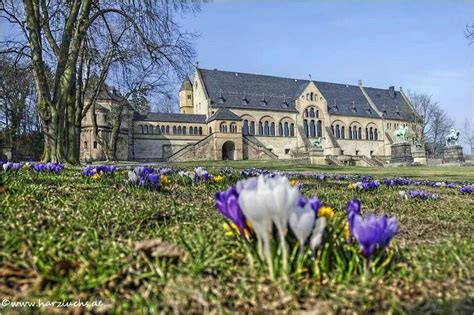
top-left (179, 75), bottom-right (192, 91)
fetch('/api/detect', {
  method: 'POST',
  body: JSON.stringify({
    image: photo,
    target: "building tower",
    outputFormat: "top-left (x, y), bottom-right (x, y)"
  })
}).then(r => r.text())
top-left (179, 75), bottom-right (193, 114)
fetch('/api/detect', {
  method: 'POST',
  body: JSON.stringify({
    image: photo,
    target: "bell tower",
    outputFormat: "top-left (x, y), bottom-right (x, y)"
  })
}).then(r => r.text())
top-left (179, 75), bottom-right (193, 114)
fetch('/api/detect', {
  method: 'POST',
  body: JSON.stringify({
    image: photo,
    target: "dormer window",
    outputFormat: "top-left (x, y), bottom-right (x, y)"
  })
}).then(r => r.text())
top-left (351, 101), bottom-right (357, 113)
top-left (282, 95), bottom-right (288, 107)
top-left (241, 91), bottom-right (248, 105)
top-left (333, 99), bottom-right (338, 112)
top-left (260, 99), bottom-right (267, 106)
top-left (218, 89), bottom-right (225, 103)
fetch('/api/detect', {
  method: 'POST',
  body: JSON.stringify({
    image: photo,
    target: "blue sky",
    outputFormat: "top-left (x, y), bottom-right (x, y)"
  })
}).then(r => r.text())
top-left (177, 0), bottom-right (473, 131)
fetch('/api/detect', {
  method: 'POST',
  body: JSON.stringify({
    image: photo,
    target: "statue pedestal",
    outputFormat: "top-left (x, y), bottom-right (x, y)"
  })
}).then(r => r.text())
top-left (412, 148), bottom-right (427, 165)
top-left (309, 147), bottom-right (325, 165)
top-left (442, 145), bottom-right (464, 164)
top-left (390, 142), bottom-right (413, 165)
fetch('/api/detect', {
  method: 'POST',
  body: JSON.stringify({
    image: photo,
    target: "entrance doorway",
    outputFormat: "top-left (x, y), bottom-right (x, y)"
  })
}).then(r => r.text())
top-left (222, 141), bottom-right (235, 160)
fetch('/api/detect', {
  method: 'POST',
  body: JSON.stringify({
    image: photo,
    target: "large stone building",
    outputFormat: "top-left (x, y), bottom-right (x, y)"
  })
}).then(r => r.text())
top-left (81, 67), bottom-right (421, 165)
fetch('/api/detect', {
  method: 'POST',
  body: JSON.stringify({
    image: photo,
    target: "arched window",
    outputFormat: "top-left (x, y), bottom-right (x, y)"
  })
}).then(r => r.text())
top-left (374, 129), bottom-right (378, 140)
top-left (303, 120), bottom-right (308, 137)
top-left (309, 108), bottom-right (315, 118)
top-left (352, 126), bottom-right (357, 140)
top-left (336, 124), bottom-right (341, 139)
top-left (310, 120), bottom-right (316, 138)
top-left (140, 125), bottom-right (144, 134)
top-left (369, 127), bottom-right (374, 140)
top-left (84, 141), bottom-right (88, 148)
top-left (316, 110), bottom-right (319, 118)
top-left (341, 126), bottom-right (345, 139)
top-left (270, 122), bottom-right (275, 136)
top-left (243, 120), bottom-right (249, 135)
top-left (149, 126), bottom-right (154, 134)
top-left (173, 126), bottom-right (177, 134)
top-left (220, 123), bottom-right (227, 133)
top-left (166, 126), bottom-right (170, 134)
top-left (310, 92), bottom-right (314, 101)
top-left (178, 126), bottom-right (182, 135)
top-left (190, 126), bottom-right (194, 135)
top-left (183, 126), bottom-right (187, 135)
top-left (230, 123), bottom-right (237, 133)
top-left (258, 122), bottom-right (263, 135)
top-left (280, 123), bottom-right (284, 136)
top-left (194, 127), bottom-right (198, 134)
top-left (93, 141), bottom-right (98, 149)
top-left (144, 125), bottom-right (148, 134)
top-left (331, 125), bottom-right (334, 135)
top-left (358, 127), bottom-right (362, 140)
top-left (250, 122), bottom-right (255, 135)
top-left (199, 127), bottom-right (202, 135)
top-left (317, 120), bottom-right (322, 137)
top-left (349, 127), bottom-right (353, 139)
top-left (284, 122), bottom-right (289, 137)
top-left (264, 121), bottom-right (269, 136)
top-left (365, 128), bottom-right (369, 140)
top-left (304, 109), bottom-right (309, 117)
top-left (290, 123), bottom-right (295, 137)
top-left (161, 126), bottom-right (165, 134)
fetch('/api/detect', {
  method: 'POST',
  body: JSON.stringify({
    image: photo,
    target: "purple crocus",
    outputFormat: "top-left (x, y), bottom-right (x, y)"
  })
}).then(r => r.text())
top-left (351, 213), bottom-right (398, 260)
top-left (146, 172), bottom-right (161, 188)
top-left (215, 186), bottom-right (247, 236)
top-left (346, 198), bottom-right (361, 233)
top-left (2, 162), bottom-right (21, 171)
top-left (460, 186), bottom-right (474, 194)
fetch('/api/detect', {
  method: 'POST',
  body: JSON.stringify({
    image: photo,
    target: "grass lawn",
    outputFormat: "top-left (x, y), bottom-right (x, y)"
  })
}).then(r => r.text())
top-left (1, 164), bottom-right (473, 313)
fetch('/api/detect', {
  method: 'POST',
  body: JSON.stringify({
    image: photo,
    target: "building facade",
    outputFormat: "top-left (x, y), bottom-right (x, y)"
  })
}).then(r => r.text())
top-left (81, 68), bottom-right (421, 165)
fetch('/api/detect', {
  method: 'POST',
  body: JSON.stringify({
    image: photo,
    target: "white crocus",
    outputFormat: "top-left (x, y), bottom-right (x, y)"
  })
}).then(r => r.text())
top-left (289, 201), bottom-right (315, 250)
top-left (238, 175), bottom-right (301, 274)
top-left (309, 217), bottom-right (327, 254)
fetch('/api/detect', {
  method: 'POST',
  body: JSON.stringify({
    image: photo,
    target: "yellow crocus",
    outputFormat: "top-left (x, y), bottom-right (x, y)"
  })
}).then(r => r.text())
top-left (91, 173), bottom-right (102, 181)
top-left (160, 175), bottom-right (170, 187)
top-left (343, 222), bottom-right (350, 239)
top-left (290, 179), bottom-right (299, 187)
top-left (318, 205), bottom-right (334, 220)
top-left (213, 175), bottom-right (224, 183)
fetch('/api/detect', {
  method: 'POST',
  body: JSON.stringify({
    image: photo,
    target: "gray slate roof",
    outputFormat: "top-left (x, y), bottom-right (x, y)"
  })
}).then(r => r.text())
top-left (180, 75), bottom-right (192, 92)
top-left (363, 87), bottom-right (416, 121)
top-left (133, 112), bottom-right (206, 124)
top-left (198, 68), bottom-right (415, 120)
top-left (314, 81), bottom-right (380, 118)
top-left (199, 68), bottom-right (301, 112)
top-left (207, 107), bottom-right (242, 122)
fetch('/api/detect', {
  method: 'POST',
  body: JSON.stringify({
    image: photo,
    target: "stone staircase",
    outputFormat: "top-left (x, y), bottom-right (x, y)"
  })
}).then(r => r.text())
top-left (385, 131), bottom-right (394, 144)
top-left (325, 155), bottom-right (342, 166)
top-left (360, 155), bottom-right (384, 167)
top-left (243, 136), bottom-right (278, 160)
top-left (325, 126), bottom-right (341, 149)
top-left (166, 134), bottom-right (213, 162)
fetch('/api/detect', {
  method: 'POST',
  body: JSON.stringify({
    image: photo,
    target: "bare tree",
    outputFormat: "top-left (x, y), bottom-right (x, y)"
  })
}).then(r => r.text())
top-left (408, 91), bottom-right (454, 157)
top-left (155, 94), bottom-right (179, 113)
top-left (466, 24), bottom-right (474, 43)
top-left (1, 0), bottom-right (199, 163)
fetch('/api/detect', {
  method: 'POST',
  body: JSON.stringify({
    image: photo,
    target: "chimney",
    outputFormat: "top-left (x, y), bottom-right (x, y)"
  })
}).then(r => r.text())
top-left (388, 86), bottom-right (395, 99)
top-left (358, 80), bottom-right (363, 87)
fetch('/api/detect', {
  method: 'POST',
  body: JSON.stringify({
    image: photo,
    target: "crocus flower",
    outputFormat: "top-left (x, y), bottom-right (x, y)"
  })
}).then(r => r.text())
top-left (346, 199), bottom-right (361, 233)
top-left (289, 200), bottom-right (315, 246)
top-left (194, 167), bottom-right (210, 182)
top-left (215, 186), bottom-right (247, 236)
top-left (351, 213), bottom-right (398, 260)
top-left (460, 186), bottom-right (474, 194)
top-left (309, 217), bottom-right (327, 254)
top-left (2, 162), bottom-right (21, 171)
top-left (238, 175), bottom-right (301, 271)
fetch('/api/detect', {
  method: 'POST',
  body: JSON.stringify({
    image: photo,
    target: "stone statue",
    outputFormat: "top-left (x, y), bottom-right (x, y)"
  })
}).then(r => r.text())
top-left (310, 137), bottom-right (322, 147)
top-left (445, 127), bottom-right (460, 146)
top-left (393, 125), bottom-right (409, 143)
top-left (414, 138), bottom-right (423, 148)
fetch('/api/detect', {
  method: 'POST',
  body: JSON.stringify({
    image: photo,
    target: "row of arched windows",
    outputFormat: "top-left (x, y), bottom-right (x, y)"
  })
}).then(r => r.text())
top-left (219, 122), bottom-right (238, 133)
top-left (242, 119), bottom-right (295, 137)
top-left (330, 123), bottom-right (379, 141)
top-left (138, 124), bottom-right (202, 136)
